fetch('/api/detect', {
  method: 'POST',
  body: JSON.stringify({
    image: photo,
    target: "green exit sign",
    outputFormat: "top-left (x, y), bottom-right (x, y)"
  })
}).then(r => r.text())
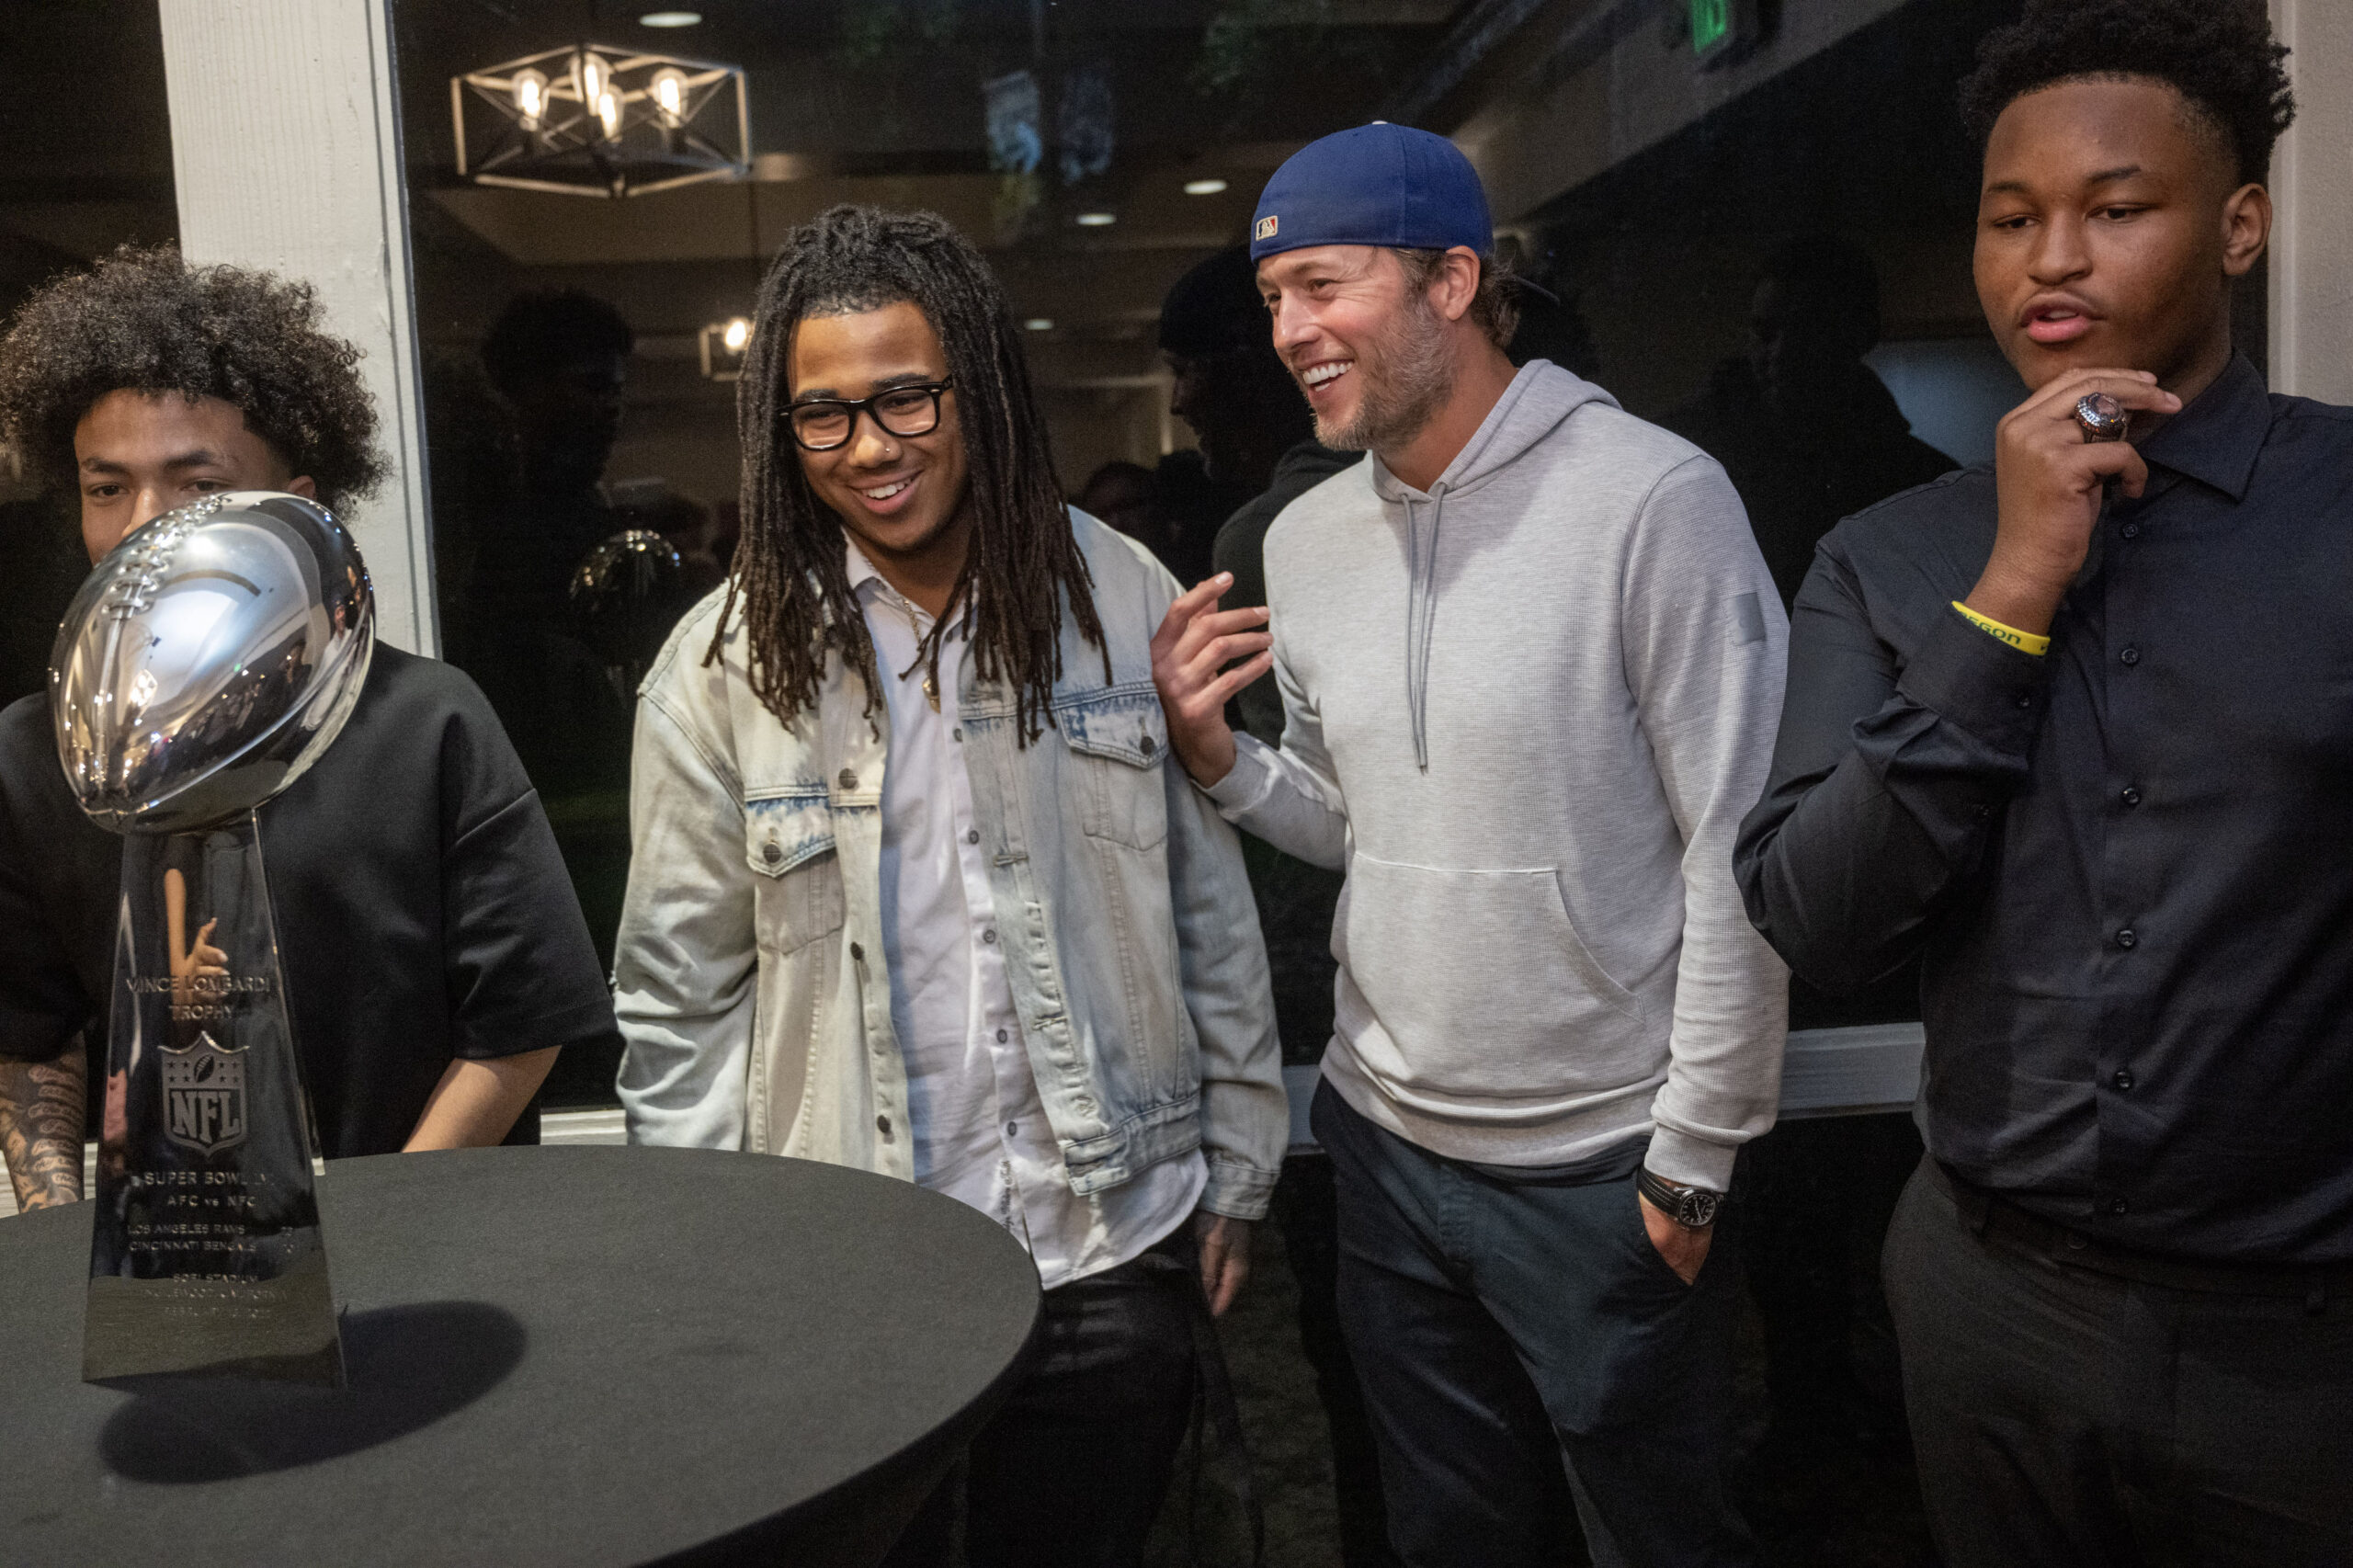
top-left (1690, 0), bottom-right (1733, 54)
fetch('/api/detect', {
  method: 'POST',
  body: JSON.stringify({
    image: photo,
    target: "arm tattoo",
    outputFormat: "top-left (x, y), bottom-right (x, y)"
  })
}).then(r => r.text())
top-left (1, 1051), bottom-right (86, 1210)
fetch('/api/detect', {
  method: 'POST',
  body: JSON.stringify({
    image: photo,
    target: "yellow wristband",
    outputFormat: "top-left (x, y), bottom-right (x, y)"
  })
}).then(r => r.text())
top-left (1951, 601), bottom-right (2051, 657)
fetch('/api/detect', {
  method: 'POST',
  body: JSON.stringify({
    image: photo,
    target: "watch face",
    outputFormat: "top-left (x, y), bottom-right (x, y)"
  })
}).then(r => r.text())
top-left (1681, 1191), bottom-right (1720, 1228)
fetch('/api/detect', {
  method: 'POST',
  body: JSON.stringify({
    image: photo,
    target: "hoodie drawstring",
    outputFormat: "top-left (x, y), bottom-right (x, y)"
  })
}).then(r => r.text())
top-left (1404, 484), bottom-right (1447, 772)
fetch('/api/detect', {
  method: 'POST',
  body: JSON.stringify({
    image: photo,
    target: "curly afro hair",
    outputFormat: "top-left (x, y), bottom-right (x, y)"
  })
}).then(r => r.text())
top-left (0, 244), bottom-right (387, 509)
top-left (1959, 0), bottom-right (2295, 185)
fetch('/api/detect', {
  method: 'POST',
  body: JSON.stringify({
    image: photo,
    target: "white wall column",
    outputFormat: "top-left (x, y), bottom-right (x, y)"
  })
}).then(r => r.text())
top-left (157, 0), bottom-right (437, 653)
top-left (2269, 0), bottom-right (2353, 405)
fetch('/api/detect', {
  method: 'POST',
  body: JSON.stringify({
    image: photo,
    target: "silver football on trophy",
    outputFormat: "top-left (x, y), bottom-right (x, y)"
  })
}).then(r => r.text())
top-left (50, 491), bottom-right (375, 835)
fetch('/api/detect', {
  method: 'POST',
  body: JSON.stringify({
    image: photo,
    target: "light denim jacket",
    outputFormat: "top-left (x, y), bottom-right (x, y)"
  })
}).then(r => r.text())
top-left (613, 515), bottom-right (1287, 1221)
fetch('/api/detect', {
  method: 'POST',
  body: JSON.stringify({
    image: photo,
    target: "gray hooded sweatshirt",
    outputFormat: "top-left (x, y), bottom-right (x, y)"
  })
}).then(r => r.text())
top-left (1204, 360), bottom-right (1789, 1190)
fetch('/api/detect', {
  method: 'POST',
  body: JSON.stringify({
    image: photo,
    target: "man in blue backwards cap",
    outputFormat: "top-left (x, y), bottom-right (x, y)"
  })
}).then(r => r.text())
top-left (1151, 124), bottom-right (1787, 1566)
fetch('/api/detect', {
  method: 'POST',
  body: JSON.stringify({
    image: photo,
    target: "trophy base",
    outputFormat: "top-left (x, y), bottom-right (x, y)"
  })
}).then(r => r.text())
top-left (85, 1249), bottom-right (345, 1389)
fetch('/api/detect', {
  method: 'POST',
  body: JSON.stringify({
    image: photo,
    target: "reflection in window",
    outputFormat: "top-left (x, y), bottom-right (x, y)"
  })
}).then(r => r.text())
top-left (0, 1), bottom-right (178, 712)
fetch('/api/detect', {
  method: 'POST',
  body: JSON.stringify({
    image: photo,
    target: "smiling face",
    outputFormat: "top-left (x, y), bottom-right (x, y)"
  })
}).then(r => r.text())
top-left (1256, 244), bottom-right (1454, 453)
top-left (786, 300), bottom-right (972, 576)
top-left (1975, 76), bottom-right (2267, 395)
top-left (74, 390), bottom-right (313, 563)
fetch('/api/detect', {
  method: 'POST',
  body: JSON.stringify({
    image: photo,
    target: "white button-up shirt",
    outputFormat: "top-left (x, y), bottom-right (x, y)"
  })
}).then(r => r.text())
top-left (849, 542), bottom-right (1203, 1288)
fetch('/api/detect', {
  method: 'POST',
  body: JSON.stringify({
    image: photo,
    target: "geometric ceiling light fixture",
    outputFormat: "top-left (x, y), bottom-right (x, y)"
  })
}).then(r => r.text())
top-left (451, 44), bottom-right (750, 198)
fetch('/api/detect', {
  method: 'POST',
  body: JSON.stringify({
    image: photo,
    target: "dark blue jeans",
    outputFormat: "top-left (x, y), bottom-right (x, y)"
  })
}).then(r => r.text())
top-left (1313, 1081), bottom-right (1754, 1568)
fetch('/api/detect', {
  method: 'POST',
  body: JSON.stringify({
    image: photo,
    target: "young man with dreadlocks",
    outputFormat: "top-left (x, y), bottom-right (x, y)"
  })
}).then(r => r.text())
top-left (611, 205), bottom-right (1284, 1565)
top-left (0, 245), bottom-right (620, 1212)
top-left (1735, 3), bottom-right (2353, 1561)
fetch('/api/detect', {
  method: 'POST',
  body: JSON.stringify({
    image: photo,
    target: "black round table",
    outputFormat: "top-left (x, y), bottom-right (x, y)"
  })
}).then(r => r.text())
top-left (0, 1145), bottom-right (1041, 1566)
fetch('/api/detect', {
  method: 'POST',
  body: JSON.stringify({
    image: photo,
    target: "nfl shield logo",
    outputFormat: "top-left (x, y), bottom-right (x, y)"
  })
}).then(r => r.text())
top-left (162, 1032), bottom-right (248, 1155)
top-left (1254, 214), bottom-right (1279, 242)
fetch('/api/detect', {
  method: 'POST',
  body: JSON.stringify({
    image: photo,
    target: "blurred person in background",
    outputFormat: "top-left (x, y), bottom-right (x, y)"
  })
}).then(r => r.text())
top-left (462, 288), bottom-right (639, 796)
top-left (1666, 235), bottom-right (1956, 1518)
top-left (1664, 235), bottom-right (1955, 610)
top-left (1072, 458), bottom-right (1161, 557)
top-left (473, 287), bottom-right (633, 619)
top-left (462, 290), bottom-right (649, 1073)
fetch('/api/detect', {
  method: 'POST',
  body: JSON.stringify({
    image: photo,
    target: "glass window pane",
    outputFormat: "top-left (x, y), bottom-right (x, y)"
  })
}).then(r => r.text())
top-left (0, 0), bottom-right (177, 713)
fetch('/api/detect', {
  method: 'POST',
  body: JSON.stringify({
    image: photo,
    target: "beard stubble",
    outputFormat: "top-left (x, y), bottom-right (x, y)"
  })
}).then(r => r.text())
top-left (1312, 289), bottom-right (1458, 455)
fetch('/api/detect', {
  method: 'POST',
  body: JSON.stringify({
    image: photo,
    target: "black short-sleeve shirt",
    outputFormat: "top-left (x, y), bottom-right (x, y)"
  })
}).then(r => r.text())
top-left (0, 645), bottom-right (620, 1157)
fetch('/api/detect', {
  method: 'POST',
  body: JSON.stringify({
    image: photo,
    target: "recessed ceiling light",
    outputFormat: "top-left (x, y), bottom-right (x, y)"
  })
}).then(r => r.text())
top-left (1024, 318), bottom-right (1055, 332)
top-left (1183, 178), bottom-right (1228, 196)
top-left (639, 10), bottom-right (702, 26)
top-left (1074, 211), bottom-right (1116, 227)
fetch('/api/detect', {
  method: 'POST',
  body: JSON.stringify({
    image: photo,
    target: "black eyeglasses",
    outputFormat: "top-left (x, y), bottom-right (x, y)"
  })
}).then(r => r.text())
top-left (784, 379), bottom-right (954, 451)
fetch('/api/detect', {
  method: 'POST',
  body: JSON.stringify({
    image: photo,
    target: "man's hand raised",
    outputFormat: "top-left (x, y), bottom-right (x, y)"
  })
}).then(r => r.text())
top-left (1150, 573), bottom-right (1273, 789)
top-left (1969, 369), bottom-right (2182, 636)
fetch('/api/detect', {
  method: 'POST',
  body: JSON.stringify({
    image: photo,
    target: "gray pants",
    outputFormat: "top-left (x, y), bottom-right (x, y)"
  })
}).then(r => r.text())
top-left (1883, 1158), bottom-right (2353, 1567)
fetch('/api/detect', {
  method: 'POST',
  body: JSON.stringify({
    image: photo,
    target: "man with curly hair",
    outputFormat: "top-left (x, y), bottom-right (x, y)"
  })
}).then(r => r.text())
top-left (1736, 2), bottom-right (2353, 1561)
top-left (0, 245), bottom-right (620, 1212)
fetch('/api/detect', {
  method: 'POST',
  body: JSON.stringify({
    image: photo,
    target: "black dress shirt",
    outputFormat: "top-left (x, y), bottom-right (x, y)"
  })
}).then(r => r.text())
top-left (0, 646), bottom-right (621, 1155)
top-left (1736, 356), bottom-right (2353, 1266)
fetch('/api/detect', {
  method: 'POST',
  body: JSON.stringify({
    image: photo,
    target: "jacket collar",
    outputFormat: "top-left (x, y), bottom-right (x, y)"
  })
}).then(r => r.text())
top-left (2137, 352), bottom-right (2271, 503)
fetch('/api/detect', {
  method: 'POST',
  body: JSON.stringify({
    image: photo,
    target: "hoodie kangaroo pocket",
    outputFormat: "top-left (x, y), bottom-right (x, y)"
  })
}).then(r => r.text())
top-left (1336, 852), bottom-right (1643, 1095)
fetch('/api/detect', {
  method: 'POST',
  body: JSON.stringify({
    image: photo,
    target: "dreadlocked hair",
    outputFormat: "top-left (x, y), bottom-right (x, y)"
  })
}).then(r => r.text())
top-left (712, 204), bottom-right (1108, 744)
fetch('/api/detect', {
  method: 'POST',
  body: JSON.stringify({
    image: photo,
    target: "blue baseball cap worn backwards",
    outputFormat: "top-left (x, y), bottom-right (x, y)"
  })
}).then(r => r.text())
top-left (1250, 122), bottom-right (1495, 263)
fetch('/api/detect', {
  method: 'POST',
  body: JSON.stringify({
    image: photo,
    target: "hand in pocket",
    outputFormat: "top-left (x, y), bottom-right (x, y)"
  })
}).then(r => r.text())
top-left (1639, 1190), bottom-right (1712, 1285)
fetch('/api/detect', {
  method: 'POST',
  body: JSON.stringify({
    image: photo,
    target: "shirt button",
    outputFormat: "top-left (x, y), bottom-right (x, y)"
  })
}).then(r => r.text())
top-left (1139, 733), bottom-right (1156, 757)
top-left (838, 767), bottom-right (859, 790)
top-left (996, 1028), bottom-right (1008, 1042)
top-left (966, 829), bottom-right (980, 845)
top-left (2119, 645), bottom-right (2140, 667)
top-left (849, 941), bottom-right (865, 962)
top-left (2120, 522), bottom-right (2141, 540)
top-left (2115, 928), bottom-right (2137, 949)
top-left (763, 842), bottom-right (782, 863)
top-left (876, 1114), bottom-right (892, 1136)
top-left (982, 929), bottom-right (997, 944)
top-left (951, 727), bottom-right (962, 743)
top-left (2111, 1068), bottom-right (2134, 1091)
top-left (1006, 1121), bottom-right (1018, 1138)
top-left (2107, 1197), bottom-right (2129, 1217)
top-left (2120, 787), bottom-right (2142, 808)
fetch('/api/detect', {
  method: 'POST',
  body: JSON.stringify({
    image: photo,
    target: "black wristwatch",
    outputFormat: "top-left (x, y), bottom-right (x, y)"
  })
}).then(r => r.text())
top-left (1637, 1167), bottom-right (1722, 1230)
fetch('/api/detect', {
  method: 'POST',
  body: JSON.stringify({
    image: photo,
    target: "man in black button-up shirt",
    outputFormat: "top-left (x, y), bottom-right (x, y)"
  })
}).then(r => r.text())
top-left (1736, 3), bottom-right (2353, 1562)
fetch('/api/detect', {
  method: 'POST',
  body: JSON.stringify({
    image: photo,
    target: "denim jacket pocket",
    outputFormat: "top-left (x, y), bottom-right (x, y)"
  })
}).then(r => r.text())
top-left (1058, 684), bottom-right (1172, 851)
top-left (744, 790), bottom-right (846, 953)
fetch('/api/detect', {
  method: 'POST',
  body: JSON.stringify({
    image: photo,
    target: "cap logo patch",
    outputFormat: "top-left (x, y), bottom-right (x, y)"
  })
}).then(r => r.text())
top-left (1254, 215), bottom-right (1279, 242)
